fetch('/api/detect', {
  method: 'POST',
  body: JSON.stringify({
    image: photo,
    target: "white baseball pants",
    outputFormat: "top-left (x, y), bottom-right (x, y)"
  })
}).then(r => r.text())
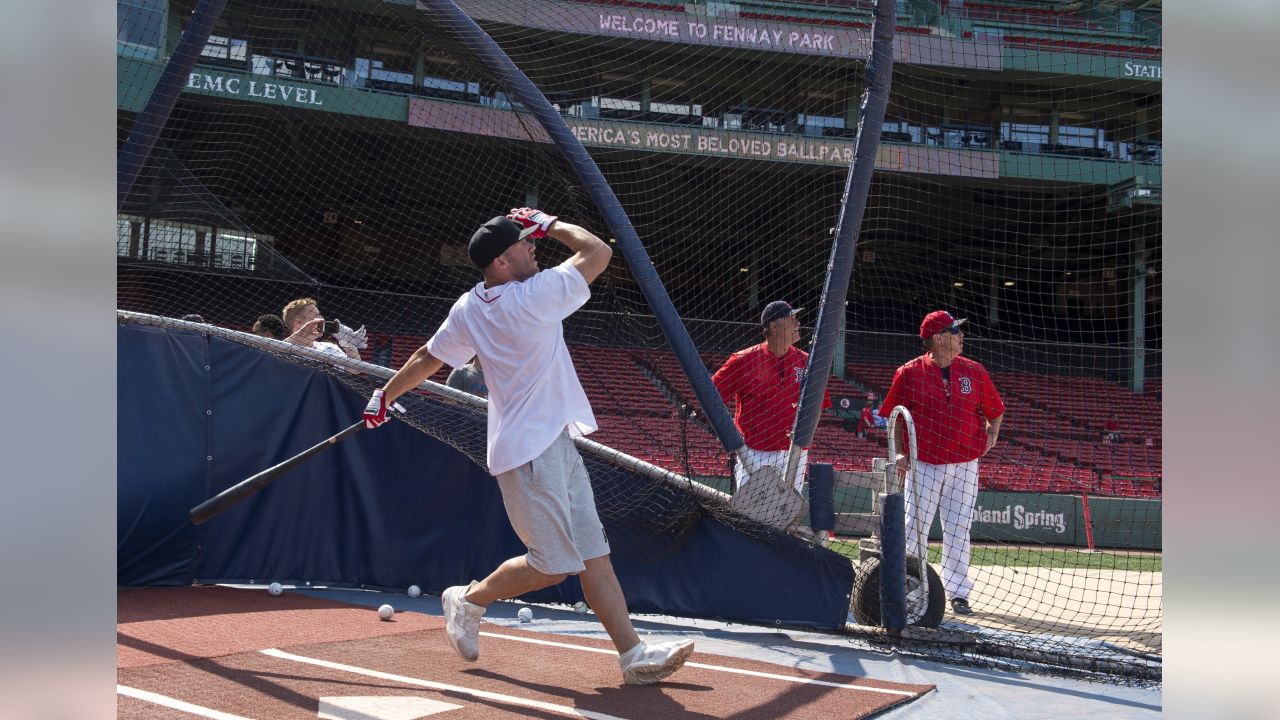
top-left (904, 459), bottom-right (979, 600)
top-left (734, 447), bottom-right (809, 494)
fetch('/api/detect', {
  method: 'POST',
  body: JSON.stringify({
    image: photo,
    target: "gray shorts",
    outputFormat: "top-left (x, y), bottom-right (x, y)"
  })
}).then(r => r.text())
top-left (494, 430), bottom-right (609, 575)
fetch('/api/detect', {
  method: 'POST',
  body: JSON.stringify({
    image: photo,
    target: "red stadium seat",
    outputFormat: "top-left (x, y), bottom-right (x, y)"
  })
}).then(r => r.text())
top-left (380, 337), bottom-right (1160, 496)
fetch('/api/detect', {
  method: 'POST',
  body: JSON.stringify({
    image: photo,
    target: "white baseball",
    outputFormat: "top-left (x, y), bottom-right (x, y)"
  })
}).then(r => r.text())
top-left (407, 585), bottom-right (421, 598)
top-left (517, 607), bottom-right (533, 623)
top-left (377, 604), bottom-right (395, 621)
top-left (267, 582), bottom-right (283, 596)
top-left (573, 601), bottom-right (588, 614)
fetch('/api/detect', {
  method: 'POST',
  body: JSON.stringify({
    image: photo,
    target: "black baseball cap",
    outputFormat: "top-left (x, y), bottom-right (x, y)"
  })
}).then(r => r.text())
top-left (761, 300), bottom-right (802, 327)
top-left (468, 216), bottom-right (539, 269)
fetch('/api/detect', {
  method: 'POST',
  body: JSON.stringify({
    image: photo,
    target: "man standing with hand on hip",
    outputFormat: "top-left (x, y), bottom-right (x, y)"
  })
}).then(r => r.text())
top-left (362, 207), bottom-right (694, 685)
top-left (880, 310), bottom-right (1004, 616)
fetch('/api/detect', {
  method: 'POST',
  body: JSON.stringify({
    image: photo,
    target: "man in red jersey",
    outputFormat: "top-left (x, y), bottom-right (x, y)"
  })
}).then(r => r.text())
top-left (879, 310), bottom-right (1004, 615)
top-left (713, 301), bottom-right (831, 493)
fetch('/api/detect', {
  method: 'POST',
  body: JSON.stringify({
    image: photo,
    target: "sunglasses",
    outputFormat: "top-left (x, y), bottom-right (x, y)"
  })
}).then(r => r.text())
top-left (938, 326), bottom-right (963, 335)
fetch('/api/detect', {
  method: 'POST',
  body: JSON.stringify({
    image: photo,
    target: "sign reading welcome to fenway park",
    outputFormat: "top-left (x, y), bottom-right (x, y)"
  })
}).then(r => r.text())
top-left (408, 98), bottom-right (1000, 176)
top-left (446, 0), bottom-right (1002, 70)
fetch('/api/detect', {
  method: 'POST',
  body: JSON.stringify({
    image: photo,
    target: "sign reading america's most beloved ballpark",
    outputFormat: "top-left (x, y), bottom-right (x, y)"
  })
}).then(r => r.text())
top-left (407, 97), bottom-right (1000, 176)
top-left (153, 62), bottom-right (998, 176)
top-left (443, 0), bottom-right (1003, 69)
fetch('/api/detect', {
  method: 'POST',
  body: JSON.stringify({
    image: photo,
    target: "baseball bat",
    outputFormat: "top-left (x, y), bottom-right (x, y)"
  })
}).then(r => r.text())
top-left (189, 420), bottom-right (365, 525)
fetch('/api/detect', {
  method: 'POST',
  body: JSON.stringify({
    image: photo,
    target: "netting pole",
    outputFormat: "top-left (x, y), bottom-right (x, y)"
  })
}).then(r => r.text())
top-left (881, 405), bottom-right (916, 633)
top-left (879, 492), bottom-right (908, 632)
top-left (783, 0), bottom-right (897, 486)
top-left (416, 0), bottom-right (745, 456)
top-left (808, 463), bottom-right (836, 535)
top-left (117, 0), bottom-right (230, 209)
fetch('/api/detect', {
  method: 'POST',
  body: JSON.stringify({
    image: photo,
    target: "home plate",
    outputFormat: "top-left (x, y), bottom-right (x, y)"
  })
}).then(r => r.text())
top-left (318, 696), bottom-right (463, 719)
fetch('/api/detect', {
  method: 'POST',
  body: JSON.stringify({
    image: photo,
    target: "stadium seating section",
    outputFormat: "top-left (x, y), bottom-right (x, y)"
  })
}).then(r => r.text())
top-left (844, 361), bottom-right (1161, 497)
top-left (361, 332), bottom-right (1160, 497)
top-left (222, 321), bottom-right (1159, 497)
top-left (999, 35), bottom-right (1159, 57)
top-left (961, 2), bottom-right (1090, 26)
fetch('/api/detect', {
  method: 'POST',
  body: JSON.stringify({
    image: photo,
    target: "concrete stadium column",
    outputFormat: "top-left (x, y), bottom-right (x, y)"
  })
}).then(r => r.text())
top-left (988, 277), bottom-right (1000, 328)
top-left (128, 220), bottom-right (142, 259)
top-left (166, 12), bottom-right (182, 54)
top-left (195, 229), bottom-right (207, 266)
top-left (845, 92), bottom-right (859, 135)
top-left (1129, 237), bottom-right (1147, 392)
top-left (521, 153), bottom-right (540, 210)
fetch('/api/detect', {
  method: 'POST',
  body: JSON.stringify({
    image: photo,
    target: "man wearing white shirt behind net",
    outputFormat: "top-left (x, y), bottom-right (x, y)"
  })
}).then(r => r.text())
top-left (362, 208), bottom-right (695, 686)
top-left (281, 297), bottom-right (367, 361)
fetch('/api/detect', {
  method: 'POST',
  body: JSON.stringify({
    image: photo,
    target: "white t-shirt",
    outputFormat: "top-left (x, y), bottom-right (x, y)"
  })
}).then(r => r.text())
top-left (426, 263), bottom-right (596, 475)
top-left (312, 341), bottom-right (346, 358)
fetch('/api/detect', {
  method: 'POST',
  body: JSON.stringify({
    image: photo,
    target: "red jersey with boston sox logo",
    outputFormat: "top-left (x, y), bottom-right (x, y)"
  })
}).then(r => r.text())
top-left (878, 354), bottom-right (1004, 465)
top-left (713, 343), bottom-right (832, 451)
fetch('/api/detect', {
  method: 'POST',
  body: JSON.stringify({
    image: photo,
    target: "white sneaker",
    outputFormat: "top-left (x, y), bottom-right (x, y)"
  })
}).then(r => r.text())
top-left (618, 640), bottom-right (695, 685)
top-left (442, 582), bottom-right (485, 661)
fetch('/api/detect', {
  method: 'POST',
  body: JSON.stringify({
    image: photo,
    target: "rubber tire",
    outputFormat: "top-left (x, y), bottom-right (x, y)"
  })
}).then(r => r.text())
top-left (850, 556), bottom-right (946, 629)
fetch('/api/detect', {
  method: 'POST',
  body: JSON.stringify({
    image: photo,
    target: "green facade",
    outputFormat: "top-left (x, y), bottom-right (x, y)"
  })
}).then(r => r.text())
top-left (118, 56), bottom-right (409, 122)
top-left (1004, 48), bottom-right (1162, 81)
top-left (833, 486), bottom-right (1159, 550)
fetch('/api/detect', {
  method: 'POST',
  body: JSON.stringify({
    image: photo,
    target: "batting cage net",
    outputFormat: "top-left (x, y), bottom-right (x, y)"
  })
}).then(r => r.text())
top-left (117, 0), bottom-right (1160, 682)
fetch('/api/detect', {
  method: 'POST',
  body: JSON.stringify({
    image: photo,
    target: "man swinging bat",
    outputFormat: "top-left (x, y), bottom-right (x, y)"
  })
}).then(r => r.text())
top-left (363, 207), bottom-right (695, 685)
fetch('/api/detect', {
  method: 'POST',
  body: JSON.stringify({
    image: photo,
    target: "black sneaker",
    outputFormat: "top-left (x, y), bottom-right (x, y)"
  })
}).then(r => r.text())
top-left (950, 597), bottom-right (973, 615)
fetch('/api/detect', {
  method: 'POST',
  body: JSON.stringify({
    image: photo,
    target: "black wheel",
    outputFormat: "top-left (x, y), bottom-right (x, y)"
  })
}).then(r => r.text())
top-left (850, 556), bottom-right (945, 628)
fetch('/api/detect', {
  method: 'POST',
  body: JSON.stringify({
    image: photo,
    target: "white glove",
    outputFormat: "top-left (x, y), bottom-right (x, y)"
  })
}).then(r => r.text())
top-left (362, 388), bottom-right (406, 429)
top-left (334, 321), bottom-right (368, 350)
top-left (363, 389), bottom-right (391, 429)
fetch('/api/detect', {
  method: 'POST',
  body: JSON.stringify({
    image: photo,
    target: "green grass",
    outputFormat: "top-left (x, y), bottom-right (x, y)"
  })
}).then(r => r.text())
top-left (829, 540), bottom-right (1162, 572)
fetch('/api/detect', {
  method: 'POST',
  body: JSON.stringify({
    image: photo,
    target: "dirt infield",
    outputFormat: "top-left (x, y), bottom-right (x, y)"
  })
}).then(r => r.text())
top-left (118, 587), bottom-right (935, 719)
top-left (967, 566), bottom-right (1162, 653)
top-left (118, 586), bottom-right (442, 668)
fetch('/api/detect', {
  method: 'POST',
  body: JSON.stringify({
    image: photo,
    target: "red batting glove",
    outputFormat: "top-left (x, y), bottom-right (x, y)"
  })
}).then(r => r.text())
top-left (363, 389), bottom-right (391, 429)
top-left (506, 207), bottom-right (557, 241)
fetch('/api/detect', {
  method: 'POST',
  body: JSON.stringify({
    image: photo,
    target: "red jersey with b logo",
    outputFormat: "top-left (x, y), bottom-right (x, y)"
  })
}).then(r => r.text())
top-left (878, 354), bottom-right (1004, 465)
top-left (713, 343), bottom-right (832, 451)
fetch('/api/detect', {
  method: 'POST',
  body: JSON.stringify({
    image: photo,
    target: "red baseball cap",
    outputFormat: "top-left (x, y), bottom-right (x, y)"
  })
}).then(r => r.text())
top-left (919, 310), bottom-right (966, 338)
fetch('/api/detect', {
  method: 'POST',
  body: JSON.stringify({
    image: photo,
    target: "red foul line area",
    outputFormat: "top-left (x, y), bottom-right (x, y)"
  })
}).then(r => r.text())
top-left (118, 587), bottom-right (933, 719)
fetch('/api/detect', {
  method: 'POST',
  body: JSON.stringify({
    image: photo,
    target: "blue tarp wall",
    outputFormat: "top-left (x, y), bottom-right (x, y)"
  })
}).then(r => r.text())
top-left (118, 324), bottom-right (854, 629)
